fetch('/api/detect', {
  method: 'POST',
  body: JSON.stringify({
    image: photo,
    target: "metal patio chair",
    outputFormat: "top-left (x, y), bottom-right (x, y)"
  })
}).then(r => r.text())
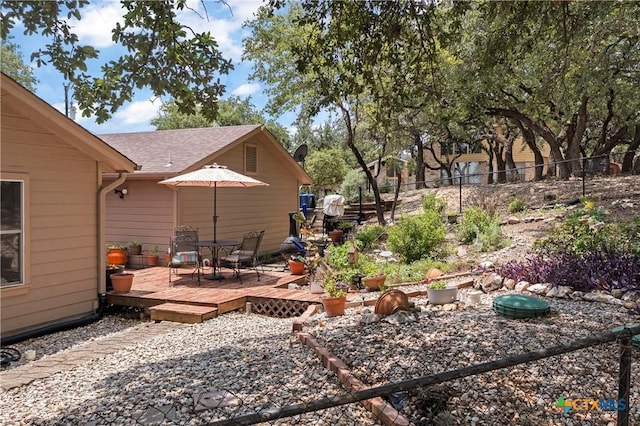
top-left (168, 225), bottom-right (201, 286)
top-left (218, 230), bottom-right (265, 283)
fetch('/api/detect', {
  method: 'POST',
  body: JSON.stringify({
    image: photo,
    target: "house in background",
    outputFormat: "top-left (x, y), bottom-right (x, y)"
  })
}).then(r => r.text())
top-left (1, 73), bottom-right (137, 341)
top-left (438, 137), bottom-right (550, 185)
top-left (100, 125), bottom-right (312, 265)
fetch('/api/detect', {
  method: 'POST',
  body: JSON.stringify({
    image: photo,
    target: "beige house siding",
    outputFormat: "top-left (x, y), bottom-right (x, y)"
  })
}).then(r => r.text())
top-left (102, 126), bottom-right (311, 264)
top-left (1, 109), bottom-right (100, 337)
top-left (1, 73), bottom-right (135, 340)
top-left (105, 180), bottom-right (175, 256)
top-left (175, 141), bottom-right (300, 255)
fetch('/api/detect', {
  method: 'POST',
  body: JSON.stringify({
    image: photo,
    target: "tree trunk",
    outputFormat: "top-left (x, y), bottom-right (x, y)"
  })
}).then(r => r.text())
top-left (515, 119), bottom-right (544, 181)
top-left (340, 106), bottom-right (386, 225)
top-left (566, 96), bottom-right (588, 177)
top-left (488, 107), bottom-right (571, 179)
top-left (622, 125), bottom-right (640, 174)
top-left (412, 130), bottom-right (426, 189)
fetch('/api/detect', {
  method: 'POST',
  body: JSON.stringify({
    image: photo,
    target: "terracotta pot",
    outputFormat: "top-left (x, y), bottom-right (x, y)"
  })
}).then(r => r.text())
top-left (128, 244), bottom-right (142, 255)
top-left (424, 268), bottom-right (443, 283)
top-left (110, 273), bottom-right (134, 294)
top-left (375, 289), bottom-right (410, 315)
top-left (427, 286), bottom-right (457, 305)
top-left (146, 255), bottom-right (159, 267)
top-left (321, 296), bottom-right (346, 316)
top-left (107, 248), bottom-right (127, 266)
top-left (363, 274), bottom-right (386, 291)
top-left (288, 259), bottom-right (305, 275)
top-left (328, 229), bottom-right (344, 243)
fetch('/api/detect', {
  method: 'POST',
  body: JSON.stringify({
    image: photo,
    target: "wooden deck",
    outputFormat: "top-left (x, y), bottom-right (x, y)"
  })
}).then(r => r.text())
top-left (106, 264), bottom-right (325, 322)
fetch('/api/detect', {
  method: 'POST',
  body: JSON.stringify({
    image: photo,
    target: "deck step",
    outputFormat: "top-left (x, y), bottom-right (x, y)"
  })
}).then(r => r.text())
top-left (149, 302), bottom-right (218, 324)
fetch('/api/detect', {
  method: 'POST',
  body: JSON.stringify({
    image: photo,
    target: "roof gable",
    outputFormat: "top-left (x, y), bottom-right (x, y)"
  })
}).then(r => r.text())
top-left (0, 73), bottom-right (136, 173)
top-left (99, 125), bottom-right (312, 184)
top-left (100, 125), bottom-right (262, 174)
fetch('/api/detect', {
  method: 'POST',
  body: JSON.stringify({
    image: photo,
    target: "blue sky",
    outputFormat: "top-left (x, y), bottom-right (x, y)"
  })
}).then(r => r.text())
top-left (9, 0), bottom-right (293, 135)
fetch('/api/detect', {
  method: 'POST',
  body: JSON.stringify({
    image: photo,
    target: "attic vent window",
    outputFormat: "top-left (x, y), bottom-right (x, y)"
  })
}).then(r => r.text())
top-left (245, 145), bottom-right (257, 174)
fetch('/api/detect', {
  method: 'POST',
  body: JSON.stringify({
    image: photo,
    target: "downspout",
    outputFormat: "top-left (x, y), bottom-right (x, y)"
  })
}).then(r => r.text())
top-left (99, 173), bottom-right (128, 293)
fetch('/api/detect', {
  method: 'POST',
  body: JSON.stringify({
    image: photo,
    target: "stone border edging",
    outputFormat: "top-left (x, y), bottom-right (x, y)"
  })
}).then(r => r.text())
top-left (293, 305), bottom-right (410, 425)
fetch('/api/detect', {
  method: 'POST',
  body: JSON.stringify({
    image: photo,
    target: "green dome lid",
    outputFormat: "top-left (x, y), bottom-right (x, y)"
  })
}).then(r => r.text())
top-left (493, 294), bottom-right (550, 319)
top-left (611, 324), bottom-right (640, 351)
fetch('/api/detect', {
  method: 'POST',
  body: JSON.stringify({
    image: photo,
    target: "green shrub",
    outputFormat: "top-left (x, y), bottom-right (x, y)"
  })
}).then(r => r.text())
top-left (475, 221), bottom-right (509, 252)
top-left (535, 209), bottom-right (639, 257)
top-left (340, 169), bottom-right (367, 204)
top-left (456, 206), bottom-right (495, 244)
top-left (507, 198), bottom-right (526, 213)
top-left (422, 193), bottom-right (447, 215)
top-left (355, 224), bottom-right (386, 250)
top-left (387, 211), bottom-right (446, 263)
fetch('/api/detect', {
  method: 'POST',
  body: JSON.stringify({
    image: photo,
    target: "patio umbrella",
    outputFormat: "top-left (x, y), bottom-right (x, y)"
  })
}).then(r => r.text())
top-left (159, 163), bottom-right (269, 242)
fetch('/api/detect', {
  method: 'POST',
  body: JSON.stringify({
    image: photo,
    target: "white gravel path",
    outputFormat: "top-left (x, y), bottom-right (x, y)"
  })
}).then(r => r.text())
top-left (1, 288), bottom-right (639, 425)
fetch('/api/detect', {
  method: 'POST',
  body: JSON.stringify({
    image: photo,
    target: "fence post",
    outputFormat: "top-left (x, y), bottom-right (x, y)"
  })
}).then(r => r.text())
top-left (458, 177), bottom-right (463, 214)
top-left (582, 156), bottom-right (586, 198)
top-left (617, 336), bottom-right (631, 426)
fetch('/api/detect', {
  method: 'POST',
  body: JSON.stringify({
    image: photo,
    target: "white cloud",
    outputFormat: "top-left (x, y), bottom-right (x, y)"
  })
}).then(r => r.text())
top-left (113, 98), bottom-right (162, 125)
top-left (232, 83), bottom-right (261, 96)
top-left (70, 3), bottom-right (124, 48)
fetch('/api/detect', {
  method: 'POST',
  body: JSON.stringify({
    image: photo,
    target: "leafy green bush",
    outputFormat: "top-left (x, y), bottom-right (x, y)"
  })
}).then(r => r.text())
top-left (535, 208), bottom-right (639, 257)
top-left (340, 169), bottom-right (367, 204)
top-left (355, 224), bottom-right (386, 250)
top-left (507, 198), bottom-right (526, 213)
top-left (456, 207), bottom-right (495, 244)
top-left (475, 221), bottom-right (509, 252)
top-left (422, 193), bottom-right (446, 215)
top-left (387, 211), bottom-right (446, 262)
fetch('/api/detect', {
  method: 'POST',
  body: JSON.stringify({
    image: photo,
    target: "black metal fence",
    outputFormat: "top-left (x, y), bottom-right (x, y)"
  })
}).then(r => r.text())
top-left (206, 324), bottom-right (639, 426)
top-left (363, 150), bottom-right (639, 215)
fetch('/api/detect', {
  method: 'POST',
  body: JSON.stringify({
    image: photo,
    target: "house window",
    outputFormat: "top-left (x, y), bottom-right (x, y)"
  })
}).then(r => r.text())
top-left (1, 180), bottom-right (23, 286)
top-left (245, 145), bottom-right (258, 174)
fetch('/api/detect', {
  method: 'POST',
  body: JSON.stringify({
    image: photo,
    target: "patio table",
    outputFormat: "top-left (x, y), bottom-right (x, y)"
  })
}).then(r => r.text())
top-left (197, 240), bottom-right (241, 280)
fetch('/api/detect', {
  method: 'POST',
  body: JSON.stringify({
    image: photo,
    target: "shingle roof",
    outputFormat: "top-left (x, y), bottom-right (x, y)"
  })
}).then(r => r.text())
top-left (99, 125), bottom-right (262, 174)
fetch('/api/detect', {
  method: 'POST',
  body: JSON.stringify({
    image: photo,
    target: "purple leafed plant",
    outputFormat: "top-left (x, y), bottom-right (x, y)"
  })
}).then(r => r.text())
top-left (497, 250), bottom-right (640, 293)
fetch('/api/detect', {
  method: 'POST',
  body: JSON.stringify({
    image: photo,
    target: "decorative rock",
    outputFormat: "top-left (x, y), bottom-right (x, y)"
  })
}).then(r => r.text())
top-left (514, 281), bottom-right (530, 292)
top-left (479, 273), bottom-right (504, 293)
top-left (583, 292), bottom-right (625, 306)
top-left (478, 261), bottom-right (494, 270)
top-left (611, 289), bottom-right (623, 299)
top-left (507, 216), bottom-right (521, 224)
top-left (527, 283), bottom-right (551, 295)
top-left (546, 285), bottom-right (572, 298)
top-left (383, 310), bottom-right (417, 325)
top-left (622, 291), bottom-right (640, 302)
top-left (360, 313), bottom-right (382, 324)
top-left (442, 303), bottom-right (457, 312)
top-left (503, 278), bottom-right (516, 290)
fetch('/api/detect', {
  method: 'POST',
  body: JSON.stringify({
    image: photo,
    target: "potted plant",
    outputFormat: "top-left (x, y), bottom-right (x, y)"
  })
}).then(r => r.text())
top-left (426, 281), bottom-right (458, 305)
top-left (288, 255), bottom-right (306, 275)
top-left (106, 243), bottom-right (127, 266)
top-left (321, 275), bottom-right (347, 316)
top-left (146, 245), bottom-right (159, 267)
top-left (338, 220), bottom-right (353, 235)
top-left (110, 272), bottom-right (134, 293)
top-left (106, 264), bottom-right (125, 291)
top-left (358, 257), bottom-right (386, 291)
top-left (128, 240), bottom-right (142, 256)
top-left (328, 228), bottom-right (344, 243)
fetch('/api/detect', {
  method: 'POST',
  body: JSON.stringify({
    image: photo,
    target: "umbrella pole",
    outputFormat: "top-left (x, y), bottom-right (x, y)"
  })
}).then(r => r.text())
top-left (213, 182), bottom-right (217, 242)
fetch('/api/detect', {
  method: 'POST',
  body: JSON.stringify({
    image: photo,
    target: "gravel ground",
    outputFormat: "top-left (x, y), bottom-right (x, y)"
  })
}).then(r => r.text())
top-left (2, 287), bottom-right (639, 425)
